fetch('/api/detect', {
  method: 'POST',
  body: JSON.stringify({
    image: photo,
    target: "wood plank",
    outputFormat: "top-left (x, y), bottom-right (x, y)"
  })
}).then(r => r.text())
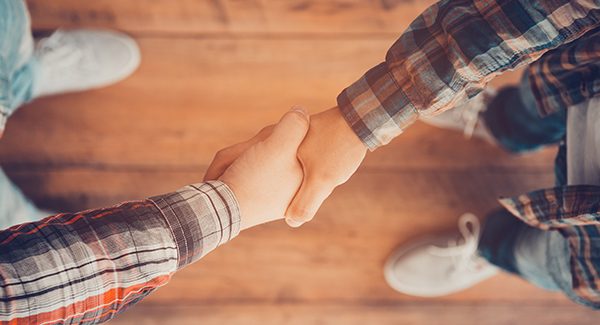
top-left (4, 167), bottom-right (560, 303)
top-left (1, 3), bottom-right (579, 323)
top-left (0, 37), bottom-right (551, 170)
top-left (109, 303), bottom-right (597, 325)
top-left (26, 0), bottom-right (436, 35)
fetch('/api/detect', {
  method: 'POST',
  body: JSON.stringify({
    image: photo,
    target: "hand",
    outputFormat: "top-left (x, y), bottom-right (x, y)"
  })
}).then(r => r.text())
top-left (205, 106), bottom-right (367, 228)
top-left (285, 107), bottom-right (366, 227)
top-left (218, 107), bottom-right (309, 230)
top-left (204, 125), bottom-right (274, 182)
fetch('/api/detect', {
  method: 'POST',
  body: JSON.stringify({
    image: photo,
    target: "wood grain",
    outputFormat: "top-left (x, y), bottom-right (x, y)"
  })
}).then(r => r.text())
top-left (0, 2), bottom-right (583, 324)
top-left (27, 0), bottom-right (436, 35)
top-left (109, 303), bottom-right (598, 325)
top-left (0, 38), bottom-right (549, 171)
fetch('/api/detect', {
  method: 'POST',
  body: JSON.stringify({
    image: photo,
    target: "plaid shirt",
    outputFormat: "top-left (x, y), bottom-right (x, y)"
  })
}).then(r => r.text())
top-left (0, 181), bottom-right (240, 324)
top-left (338, 0), bottom-right (600, 306)
top-left (2, 0), bottom-right (600, 323)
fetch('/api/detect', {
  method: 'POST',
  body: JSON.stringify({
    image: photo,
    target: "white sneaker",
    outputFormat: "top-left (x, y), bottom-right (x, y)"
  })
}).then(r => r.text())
top-left (421, 89), bottom-right (497, 144)
top-left (383, 213), bottom-right (498, 297)
top-left (0, 169), bottom-right (53, 229)
top-left (33, 29), bottom-right (141, 97)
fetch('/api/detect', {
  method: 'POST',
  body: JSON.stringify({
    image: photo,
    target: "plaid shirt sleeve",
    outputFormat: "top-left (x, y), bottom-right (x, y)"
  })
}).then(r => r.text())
top-left (337, 0), bottom-right (600, 150)
top-left (527, 26), bottom-right (600, 117)
top-left (0, 180), bottom-right (241, 325)
top-left (499, 185), bottom-right (600, 229)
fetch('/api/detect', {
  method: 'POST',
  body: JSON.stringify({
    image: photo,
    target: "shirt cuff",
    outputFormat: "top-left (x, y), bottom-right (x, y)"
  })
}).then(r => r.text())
top-left (149, 180), bottom-right (241, 269)
top-left (497, 196), bottom-right (549, 230)
top-left (337, 62), bottom-right (419, 150)
top-left (498, 185), bottom-right (600, 230)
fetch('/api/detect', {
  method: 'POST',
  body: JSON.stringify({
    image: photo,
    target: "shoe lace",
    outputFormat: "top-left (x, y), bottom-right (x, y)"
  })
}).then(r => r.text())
top-left (427, 213), bottom-right (481, 276)
top-left (36, 30), bottom-right (98, 72)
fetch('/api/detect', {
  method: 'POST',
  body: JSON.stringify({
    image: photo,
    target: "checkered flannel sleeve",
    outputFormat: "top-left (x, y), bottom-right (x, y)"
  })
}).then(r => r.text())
top-left (0, 180), bottom-right (240, 325)
top-left (337, 0), bottom-right (600, 150)
top-left (499, 185), bottom-right (600, 229)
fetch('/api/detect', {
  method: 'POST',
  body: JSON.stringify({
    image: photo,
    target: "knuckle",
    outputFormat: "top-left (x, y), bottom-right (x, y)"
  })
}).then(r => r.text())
top-left (289, 110), bottom-right (310, 127)
top-left (214, 148), bottom-right (230, 159)
top-left (257, 125), bottom-right (274, 137)
top-left (288, 208), bottom-right (314, 223)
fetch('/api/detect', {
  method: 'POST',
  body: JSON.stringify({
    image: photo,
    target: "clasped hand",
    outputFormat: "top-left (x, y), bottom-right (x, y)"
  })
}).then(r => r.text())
top-left (204, 106), bottom-right (367, 230)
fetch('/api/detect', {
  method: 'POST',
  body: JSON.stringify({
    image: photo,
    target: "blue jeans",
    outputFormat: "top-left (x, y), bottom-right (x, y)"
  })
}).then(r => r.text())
top-left (0, 0), bottom-right (43, 228)
top-left (0, 0), bottom-right (36, 129)
top-left (479, 209), bottom-right (572, 291)
top-left (477, 75), bottom-right (587, 306)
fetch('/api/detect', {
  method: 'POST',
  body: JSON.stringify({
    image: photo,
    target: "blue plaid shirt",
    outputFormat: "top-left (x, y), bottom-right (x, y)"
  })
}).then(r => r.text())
top-left (337, 0), bottom-right (600, 305)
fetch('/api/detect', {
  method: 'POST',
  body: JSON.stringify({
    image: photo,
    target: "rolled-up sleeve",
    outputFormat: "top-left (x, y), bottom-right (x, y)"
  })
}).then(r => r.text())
top-left (337, 0), bottom-right (600, 150)
top-left (0, 180), bottom-right (240, 324)
top-left (150, 181), bottom-right (241, 269)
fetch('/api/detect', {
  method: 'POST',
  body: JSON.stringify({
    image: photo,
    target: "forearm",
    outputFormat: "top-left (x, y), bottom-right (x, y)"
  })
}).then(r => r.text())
top-left (338, 0), bottom-right (600, 149)
top-left (0, 181), bottom-right (240, 324)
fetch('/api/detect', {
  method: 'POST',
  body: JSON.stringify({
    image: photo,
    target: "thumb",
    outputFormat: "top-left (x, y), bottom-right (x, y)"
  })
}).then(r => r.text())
top-left (285, 179), bottom-right (333, 227)
top-left (264, 106), bottom-right (310, 151)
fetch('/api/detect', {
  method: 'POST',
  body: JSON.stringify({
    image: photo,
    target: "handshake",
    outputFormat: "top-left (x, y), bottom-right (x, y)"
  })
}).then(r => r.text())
top-left (204, 106), bottom-right (367, 230)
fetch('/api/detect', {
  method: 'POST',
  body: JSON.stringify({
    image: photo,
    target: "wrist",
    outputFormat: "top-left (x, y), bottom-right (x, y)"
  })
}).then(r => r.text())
top-left (218, 178), bottom-right (253, 231)
top-left (325, 106), bottom-right (368, 152)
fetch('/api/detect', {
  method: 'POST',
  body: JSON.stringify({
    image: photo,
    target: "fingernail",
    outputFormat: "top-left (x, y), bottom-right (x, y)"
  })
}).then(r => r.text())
top-left (285, 217), bottom-right (304, 228)
top-left (290, 106), bottom-right (308, 118)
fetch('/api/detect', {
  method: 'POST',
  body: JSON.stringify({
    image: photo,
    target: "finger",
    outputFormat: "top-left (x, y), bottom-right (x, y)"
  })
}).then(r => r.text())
top-left (203, 126), bottom-right (275, 181)
top-left (203, 150), bottom-right (237, 181)
top-left (285, 218), bottom-right (304, 228)
top-left (285, 179), bottom-right (333, 227)
top-left (264, 106), bottom-right (310, 151)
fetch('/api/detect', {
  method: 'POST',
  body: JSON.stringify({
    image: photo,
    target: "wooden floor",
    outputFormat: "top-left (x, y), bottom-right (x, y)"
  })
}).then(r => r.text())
top-left (1, 1), bottom-right (596, 323)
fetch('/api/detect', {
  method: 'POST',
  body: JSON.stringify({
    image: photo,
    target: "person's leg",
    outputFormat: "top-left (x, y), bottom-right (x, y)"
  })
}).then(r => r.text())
top-left (1, 0), bottom-right (141, 129)
top-left (10, 0), bottom-right (36, 109)
top-left (478, 208), bottom-right (567, 291)
top-left (482, 73), bottom-right (567, 153)
top-left (422, 72), bottom-right (567, 153)
top-left (477, 208), bottom-right (600, 309)
top-left (382, 209), bottom-right (581, 303)
top-left (0, 0), bottom-right (36, 130)
top-left (0, 1), bottom-right (141, 229)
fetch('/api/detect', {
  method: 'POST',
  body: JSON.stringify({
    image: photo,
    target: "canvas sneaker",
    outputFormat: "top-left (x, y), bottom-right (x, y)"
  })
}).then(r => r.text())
top-left (33, 29), bottom-right (140, 97)
top-left (383, 213), bottom-right (498, 297)
top-left (421, 89), bottom-right (497, 144)
top-left (0, 169), bottom-right (52, 229)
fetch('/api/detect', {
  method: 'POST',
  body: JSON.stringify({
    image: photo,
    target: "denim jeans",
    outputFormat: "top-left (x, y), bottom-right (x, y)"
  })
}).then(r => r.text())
top-left (0, 0), bottom-right (36, 129)
top-left (482, 75), bottom-right (567, 154)
top-left (477, 74), bottom-right (583, 305)
top-left (0, 0), bottom-right (43, 228)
